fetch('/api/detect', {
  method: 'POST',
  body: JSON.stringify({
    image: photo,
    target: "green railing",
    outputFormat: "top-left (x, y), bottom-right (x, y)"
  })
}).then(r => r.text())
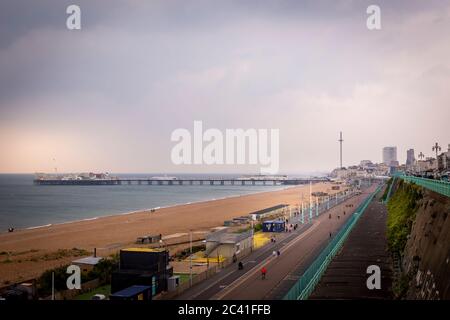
top-left (283, 184), bottom-right (382, 300)
top-left (394, 174), bottom-right (450, 198)
top-left (384, 177), bottom-right (396, 203)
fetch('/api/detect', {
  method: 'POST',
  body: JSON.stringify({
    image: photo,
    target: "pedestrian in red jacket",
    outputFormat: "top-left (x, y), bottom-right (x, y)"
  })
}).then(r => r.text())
top-left (261, 267), bottom-right (267, 280)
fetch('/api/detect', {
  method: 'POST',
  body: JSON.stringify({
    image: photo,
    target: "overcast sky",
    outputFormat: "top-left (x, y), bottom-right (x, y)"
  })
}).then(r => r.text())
top-left (0, 0), bottom-right (449, 174)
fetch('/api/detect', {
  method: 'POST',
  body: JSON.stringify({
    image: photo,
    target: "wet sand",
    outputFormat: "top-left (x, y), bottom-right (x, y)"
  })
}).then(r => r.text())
top-left (0, 182), bottom-right (342, 284)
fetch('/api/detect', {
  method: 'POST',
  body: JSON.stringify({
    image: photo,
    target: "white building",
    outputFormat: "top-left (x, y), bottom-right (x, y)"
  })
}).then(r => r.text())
top-left (437, 144), bottom-right (450, 172)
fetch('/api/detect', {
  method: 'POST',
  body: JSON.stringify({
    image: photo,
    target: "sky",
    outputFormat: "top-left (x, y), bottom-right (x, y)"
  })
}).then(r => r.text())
top-left (0, 0), bottom-right (449, 174)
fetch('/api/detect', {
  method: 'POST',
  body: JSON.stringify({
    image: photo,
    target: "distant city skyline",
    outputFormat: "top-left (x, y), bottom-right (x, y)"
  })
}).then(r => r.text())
top-left (0, 1), bottom-right (449, 174)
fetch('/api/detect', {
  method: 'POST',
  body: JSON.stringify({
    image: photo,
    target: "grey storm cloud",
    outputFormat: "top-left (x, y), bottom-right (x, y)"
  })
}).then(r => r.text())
top-left (0, 0), bottom-right (449, 173)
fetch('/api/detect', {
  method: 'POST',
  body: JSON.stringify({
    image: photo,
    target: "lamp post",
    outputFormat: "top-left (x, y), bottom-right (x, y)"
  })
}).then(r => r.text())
top-left (316, 198), bottom-right (318, 217)
top-left (189, 230), bottom-right (193, 286)
top-left (432, 142), bottom-right (441, 160)
top-left (309, 181), bottom-right (313, 222)
top-left (251, 218), bottom-right (254, 252)
top-left (51, 271), bottom-right (55, 300)
top-left (301, 202), bottom-right (304, 224)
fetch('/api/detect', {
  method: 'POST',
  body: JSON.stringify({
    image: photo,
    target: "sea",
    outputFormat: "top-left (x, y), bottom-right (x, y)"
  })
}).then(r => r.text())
top-left (0, 174), bottom-right (295, 232)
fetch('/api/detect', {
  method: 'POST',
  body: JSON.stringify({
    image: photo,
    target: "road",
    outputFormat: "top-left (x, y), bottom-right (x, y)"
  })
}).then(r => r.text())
top-left (176, 184), bottom-right (379, 300)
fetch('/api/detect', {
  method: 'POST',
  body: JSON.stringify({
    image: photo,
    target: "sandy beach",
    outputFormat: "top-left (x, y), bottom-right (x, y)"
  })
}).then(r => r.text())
top-left (0, 182), bottom-right (342, 285)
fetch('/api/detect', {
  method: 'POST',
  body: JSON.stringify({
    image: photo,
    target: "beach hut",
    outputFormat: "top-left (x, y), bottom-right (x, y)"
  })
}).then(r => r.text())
top-left (248, 204), bottom-right (289, 221)
top-left (72, 256), bottom-right (102, 272)
top-left (262, 220), bottom-right (285, 233)
top-left (109, 285), bottom-right (152, 301)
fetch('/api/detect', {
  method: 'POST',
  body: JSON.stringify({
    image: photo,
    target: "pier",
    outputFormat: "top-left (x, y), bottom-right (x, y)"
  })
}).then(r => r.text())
top-left (33, 178), bottom-right (328, 186)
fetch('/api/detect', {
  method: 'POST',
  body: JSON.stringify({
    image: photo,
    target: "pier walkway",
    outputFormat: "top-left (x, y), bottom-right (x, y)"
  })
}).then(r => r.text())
top-left (34, 178), bottom-right (328, 186)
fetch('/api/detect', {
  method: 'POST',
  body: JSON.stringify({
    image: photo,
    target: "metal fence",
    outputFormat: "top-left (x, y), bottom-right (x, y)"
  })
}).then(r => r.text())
top-left (383, 177), bottom-right (396, 203)
top-left (283, 184), bottom-right (382, 300)
top-left (289, 188), bottom-right (358, 226)
top-left (394, 174), bottom-right (450, 198)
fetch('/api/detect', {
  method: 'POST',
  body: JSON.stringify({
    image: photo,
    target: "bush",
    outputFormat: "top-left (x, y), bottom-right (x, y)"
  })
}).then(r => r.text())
top-left (37, 254), bottom-right (120, 296)
top-left (393, 273), bottom-right (411, 299)
top-left (253, 223), bottom-right (263, 232)
top-left (37, 265), bottom-right (72, 296)
top-left (87, 254), bottom-right (119, 284)
top-left (386, 180), bottom-right (422, 253)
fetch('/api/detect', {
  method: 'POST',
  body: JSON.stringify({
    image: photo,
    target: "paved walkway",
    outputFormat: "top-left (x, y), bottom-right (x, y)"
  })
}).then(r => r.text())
top-left (176, 184), bottom-right (379, 300)
top-left (176, 220), bottom-right (314, 300)
top-left (309, 190), bottom-right (393, 299)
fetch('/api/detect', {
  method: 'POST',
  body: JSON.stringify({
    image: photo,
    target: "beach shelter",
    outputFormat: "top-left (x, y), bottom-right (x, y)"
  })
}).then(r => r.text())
top-left (262, 220), bottom-right (285, 233)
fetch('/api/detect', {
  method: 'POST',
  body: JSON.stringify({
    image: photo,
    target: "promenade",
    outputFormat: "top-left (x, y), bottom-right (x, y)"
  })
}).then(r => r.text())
top-left (309, 190), bottom-right (393, 299)
top-left (176, 184), bottom-right (379, 300)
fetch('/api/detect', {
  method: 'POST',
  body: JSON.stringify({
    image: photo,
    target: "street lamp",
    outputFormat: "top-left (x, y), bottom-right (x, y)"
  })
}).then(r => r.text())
top-left (189, 230), bottom-right (193, 286)
top-left (432, 142), bottom-right (441, 160)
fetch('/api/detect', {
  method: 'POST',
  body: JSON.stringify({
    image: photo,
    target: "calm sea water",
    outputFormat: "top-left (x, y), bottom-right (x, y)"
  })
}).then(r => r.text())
top-left (0, 174), bottom-right (287, 232)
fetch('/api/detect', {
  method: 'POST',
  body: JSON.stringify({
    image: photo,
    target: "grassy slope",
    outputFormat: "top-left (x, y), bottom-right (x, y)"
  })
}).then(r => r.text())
top-left (386, 180), bottom-right (423, 253)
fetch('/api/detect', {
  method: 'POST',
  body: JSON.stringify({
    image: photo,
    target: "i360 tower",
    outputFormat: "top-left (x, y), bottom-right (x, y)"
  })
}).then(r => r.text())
top-left (338, 132), bottom-right (343, 169)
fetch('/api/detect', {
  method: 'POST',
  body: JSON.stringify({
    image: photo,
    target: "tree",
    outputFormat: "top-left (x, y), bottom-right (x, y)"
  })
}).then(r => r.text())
top-left (87, 255), bottom-right (119, 284)
top-left (37, 265), bottom-right (71, 296)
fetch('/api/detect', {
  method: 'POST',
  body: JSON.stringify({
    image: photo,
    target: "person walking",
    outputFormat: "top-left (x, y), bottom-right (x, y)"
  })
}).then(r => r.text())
top-left (261, 266), bottom-right (267, 280)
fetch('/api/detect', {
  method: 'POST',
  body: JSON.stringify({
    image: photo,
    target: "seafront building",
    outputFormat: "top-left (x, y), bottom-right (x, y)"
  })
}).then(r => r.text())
top-left (111, 248), bottom-right (172, 298)
top-left (330, 162), bottom-right (389, 180)
top-left (414, 158), bottom-right (437, 173)
top-left (437, 144), bottom-right (450, 172)
top-left (382, 147), bottom-right (398, 166)
top-left (205, 228), bottom-right (253, 260)
top-left (406, 149), bottom-right (415, 166)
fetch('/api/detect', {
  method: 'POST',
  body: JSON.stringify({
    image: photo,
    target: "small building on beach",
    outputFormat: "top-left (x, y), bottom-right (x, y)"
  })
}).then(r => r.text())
top-left (205, 229), bottom-right (253, 259)
top-left (262, 220), bottom-right (285, 233)
top-left (111, 248), bottom-right (172, 297)
top-left (249, 204), bottom-right (289, 221)
top-left (109, 285), bottom-right (152, 301)
top-left (72, 256), bottom-right (103, 273)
